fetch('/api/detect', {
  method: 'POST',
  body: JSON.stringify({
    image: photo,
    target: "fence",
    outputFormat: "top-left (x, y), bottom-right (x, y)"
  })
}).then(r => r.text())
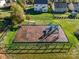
top-left (54, 15), bottom-right (79, 19)
top-left (0, 25), bottom-right (10, 43)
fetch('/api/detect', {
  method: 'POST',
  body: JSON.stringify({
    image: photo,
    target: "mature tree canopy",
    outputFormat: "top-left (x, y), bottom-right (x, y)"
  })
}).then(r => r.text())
top-left (17, 0), bottom-right (26, 10)
top-left (11, 3), bottom-right (26, 25)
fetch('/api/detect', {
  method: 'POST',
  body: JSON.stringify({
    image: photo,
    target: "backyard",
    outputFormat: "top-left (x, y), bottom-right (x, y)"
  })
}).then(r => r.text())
top-left (7, 13), bottom-right (79, 59)
top-left (1, 12), bottom-right (79, 46)
top-left (0, 6), bottom-right (79, 59)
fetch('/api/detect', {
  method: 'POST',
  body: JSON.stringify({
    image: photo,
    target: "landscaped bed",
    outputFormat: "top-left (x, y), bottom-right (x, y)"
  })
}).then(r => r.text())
top-left (14, 25), bottom-right (68, 43)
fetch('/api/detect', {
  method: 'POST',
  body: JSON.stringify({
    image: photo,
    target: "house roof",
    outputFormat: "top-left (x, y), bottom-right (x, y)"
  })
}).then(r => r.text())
top-left (55, 3), bottom-right (67, 8)
top-left (34, 0), bottom-right (48, 4)
top-left (54, 0), bottom-right (79, 3)
top-left (54, 0), bottom-right (63, 2)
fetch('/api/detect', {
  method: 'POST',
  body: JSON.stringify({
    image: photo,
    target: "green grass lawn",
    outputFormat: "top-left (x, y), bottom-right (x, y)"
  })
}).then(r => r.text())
top-left (0, 12), bottom-right (10, 19)
top-left (3, 31), bottom-right (17, 44)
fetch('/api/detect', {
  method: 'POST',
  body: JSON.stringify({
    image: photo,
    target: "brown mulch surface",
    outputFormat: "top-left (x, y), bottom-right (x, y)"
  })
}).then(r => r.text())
top-left (14, 26), bottom-right (68, 42)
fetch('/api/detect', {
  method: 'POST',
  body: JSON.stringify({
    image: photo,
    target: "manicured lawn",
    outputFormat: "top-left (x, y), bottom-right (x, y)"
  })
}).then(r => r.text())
top-left (28, 13), bottom-right (54, 25)
top-left (3, 31), bottom-right (17, 44)
top-left (29, 13), bottom-right (54, 20)
top-left (0, 12), bottom-right (10, 19)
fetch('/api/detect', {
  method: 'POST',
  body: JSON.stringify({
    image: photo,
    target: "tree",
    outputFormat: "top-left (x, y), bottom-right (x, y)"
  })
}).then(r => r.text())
top-left (17, 0), bottom-right (26, 10)
top-left (26, 0), bottom-right (34, 4)
top-left (10, 3), bottom-right (26, 27)
top-left (68, 3), bottom-right (75, 11)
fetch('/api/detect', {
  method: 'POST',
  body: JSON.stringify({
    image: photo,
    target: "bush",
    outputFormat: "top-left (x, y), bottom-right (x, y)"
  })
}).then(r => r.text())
top-left (26, 15), bottom-right (31, 20)
top-left (0, 21), bottom-right (5, 32)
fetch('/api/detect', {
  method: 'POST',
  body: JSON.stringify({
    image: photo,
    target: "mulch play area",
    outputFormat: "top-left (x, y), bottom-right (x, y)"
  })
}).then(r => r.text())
top-left (13, 25), bottom-right (68, 43)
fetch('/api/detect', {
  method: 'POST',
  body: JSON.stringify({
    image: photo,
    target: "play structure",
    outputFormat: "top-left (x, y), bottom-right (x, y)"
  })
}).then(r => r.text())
top-left (14, 24), bottom-right (68, 43)
top-left (39, 25), bottom-right (59, 42)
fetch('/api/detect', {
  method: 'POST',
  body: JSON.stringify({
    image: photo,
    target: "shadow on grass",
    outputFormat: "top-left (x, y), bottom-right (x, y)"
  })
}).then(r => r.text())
top-left (0, 16), bottom-right (19, 32)
top-left (25, 8), bottom-right (52, 15)
top-left (25, 8), bottom-right (42, 15)
top-left (0, 7), bottom-right (10, 12)
top-left (52, 11), bottom-right (66, 14)
top-left (68, 15), bottom-right (76, 19)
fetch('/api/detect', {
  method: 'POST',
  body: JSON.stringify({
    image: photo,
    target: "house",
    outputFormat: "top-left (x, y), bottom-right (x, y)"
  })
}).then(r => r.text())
top-left (54, 0), bottom-right (64, 2)
top-left (0, 0), bottom-right (16, 8)
top-left (73, 3), bottom-right (79, 12)
top-left (34, 0), bottom-right (48, 12)
top-left (0, 0), bottom-right (6, 8)
top-left (53, 0), bottom-right (68, 13)
top-left (53, 3), bottom-right (68, 13)
top-left (67, 2), bottom-right (79, 12)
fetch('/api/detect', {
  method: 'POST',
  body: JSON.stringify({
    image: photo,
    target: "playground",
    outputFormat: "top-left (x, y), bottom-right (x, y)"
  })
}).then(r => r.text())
top-left (14, 25), bottom-right (68, 43)
top-left (5, 25), bottom-right (71, 54)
